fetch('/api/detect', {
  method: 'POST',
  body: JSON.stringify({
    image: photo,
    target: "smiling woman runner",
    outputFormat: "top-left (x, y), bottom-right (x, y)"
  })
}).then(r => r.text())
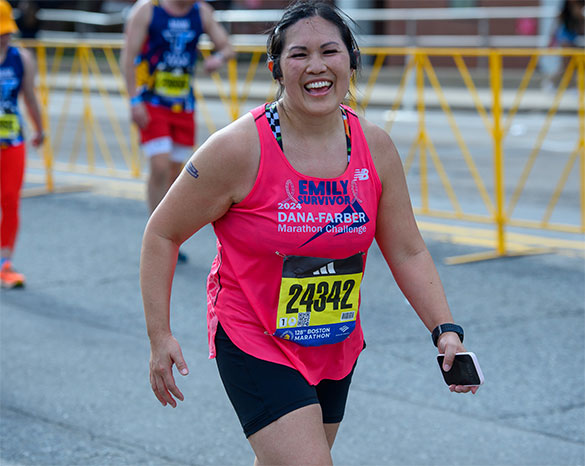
top-left (139, 1), bottom-right (478, 464)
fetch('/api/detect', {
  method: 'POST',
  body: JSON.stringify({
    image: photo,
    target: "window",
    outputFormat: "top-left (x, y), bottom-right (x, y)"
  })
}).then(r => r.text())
top-left (450, 0), bottom-right (478, 7)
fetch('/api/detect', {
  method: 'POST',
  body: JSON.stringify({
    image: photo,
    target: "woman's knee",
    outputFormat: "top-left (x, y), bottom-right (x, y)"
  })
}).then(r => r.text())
top-left (149, 155), bottom-right (172, 185)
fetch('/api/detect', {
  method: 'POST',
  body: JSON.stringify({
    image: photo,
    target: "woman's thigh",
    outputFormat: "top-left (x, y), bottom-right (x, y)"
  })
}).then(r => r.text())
top-left (215, 322), bottom-right (354, 463)
top-left (249, 404), bottom-right (333, 466)
top-left (215, 323), bottom-right (320, 436)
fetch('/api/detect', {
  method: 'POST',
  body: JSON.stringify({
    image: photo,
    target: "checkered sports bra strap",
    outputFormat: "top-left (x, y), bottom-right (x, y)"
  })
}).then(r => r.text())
top-left (264, 102), bottom-right (352, 164)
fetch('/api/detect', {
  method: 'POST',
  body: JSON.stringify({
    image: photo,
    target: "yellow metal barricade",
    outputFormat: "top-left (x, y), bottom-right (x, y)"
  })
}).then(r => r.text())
top-left (19, 40), bottom-right (584, 260)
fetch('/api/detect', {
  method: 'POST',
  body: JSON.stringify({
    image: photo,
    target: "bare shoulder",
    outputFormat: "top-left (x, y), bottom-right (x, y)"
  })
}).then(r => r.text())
top-left (199, 112), bottom-right (258, 165)
top-left (198, 0), bottom-right (223, 34)
top-left (126, 0), bottom-right (152, 26)
top-left (197, 0), bottom-right (214, 16)
top-left (191, 112), bottom-right (260, 203)
top-left (359, 117), bottom-right (401, 178)
top-left (16, 47), bottom-right (36, 76)
top-left (128, 0), bottom-right (152, 16)
top-left (17, 47), bottom-right (34, 65)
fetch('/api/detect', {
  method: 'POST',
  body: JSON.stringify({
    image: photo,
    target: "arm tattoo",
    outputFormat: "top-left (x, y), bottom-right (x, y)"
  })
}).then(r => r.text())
top-left (185, 161), bottom-right (199, 179)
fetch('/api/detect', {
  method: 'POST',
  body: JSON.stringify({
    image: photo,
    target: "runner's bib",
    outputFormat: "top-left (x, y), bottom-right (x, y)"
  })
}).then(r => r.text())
top-left (275, 253), bottom-right (363, 346)
top-left (0, 114), bottom-right (20, 139)
top-left (154, 71), bottom-right (190, 98)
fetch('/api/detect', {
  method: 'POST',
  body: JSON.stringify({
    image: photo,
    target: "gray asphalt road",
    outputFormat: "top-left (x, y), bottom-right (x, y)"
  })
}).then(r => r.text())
top-left (1, 189), bottom-right (583, 465)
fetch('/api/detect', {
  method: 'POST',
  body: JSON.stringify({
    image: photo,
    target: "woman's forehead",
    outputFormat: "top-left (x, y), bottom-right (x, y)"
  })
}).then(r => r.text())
top-left (283, 16), bottom-right (341, 47)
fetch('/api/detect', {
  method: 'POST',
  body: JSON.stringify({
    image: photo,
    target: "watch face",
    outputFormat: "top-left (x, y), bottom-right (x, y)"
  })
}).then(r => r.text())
top-left (437, 354), bottom-right (482, 386)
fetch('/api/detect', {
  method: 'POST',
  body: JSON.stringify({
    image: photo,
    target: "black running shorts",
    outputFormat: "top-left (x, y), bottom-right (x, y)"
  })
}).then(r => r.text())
top-left (214, 322), bottom-right (356, 438)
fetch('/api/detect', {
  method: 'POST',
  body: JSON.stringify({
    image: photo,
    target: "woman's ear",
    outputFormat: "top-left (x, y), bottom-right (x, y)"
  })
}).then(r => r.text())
top-left (351, 49), bottom-right (360, 70)
top-left (268, 57), bottom-right (282, 79)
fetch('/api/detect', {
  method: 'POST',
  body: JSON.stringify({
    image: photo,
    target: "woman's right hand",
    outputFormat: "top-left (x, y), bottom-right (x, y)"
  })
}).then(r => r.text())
top-left (149, 335), bottom-right (189, 408)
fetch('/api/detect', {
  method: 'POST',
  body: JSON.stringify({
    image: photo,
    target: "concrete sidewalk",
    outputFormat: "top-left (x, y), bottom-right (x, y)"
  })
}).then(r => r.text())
top-left (1, 186), bottom-right (583, 465)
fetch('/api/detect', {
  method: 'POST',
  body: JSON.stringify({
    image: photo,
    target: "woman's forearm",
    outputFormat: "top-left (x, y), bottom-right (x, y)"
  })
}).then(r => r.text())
top-left (390, 248), bottom-right (454, 332)
top-left (140, 230), bottom-right (180, 342)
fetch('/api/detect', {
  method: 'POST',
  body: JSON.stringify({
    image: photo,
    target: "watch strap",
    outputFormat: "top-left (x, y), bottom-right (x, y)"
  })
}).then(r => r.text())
top-left (432, 323), bottom-right (464, 347)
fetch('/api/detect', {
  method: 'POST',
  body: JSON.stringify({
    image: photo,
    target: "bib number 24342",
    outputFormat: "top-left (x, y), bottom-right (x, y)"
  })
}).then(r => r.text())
top-left (275, 253), bottom-right (363, 347)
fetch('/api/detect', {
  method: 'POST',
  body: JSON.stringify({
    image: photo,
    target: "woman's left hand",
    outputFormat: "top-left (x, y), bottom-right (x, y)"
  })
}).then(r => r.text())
top-left (437, 332), bottom-right (479, 394)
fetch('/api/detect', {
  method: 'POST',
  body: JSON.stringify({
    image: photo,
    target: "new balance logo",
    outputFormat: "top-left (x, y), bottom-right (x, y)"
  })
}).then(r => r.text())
top-left (313, 262), bottom-right (336, 275)
top-left (354, 168), bottom-right (369, 181)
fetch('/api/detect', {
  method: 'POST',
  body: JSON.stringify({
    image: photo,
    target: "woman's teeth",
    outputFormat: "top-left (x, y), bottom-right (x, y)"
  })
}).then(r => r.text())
top-left (305, 81), bottom-right (332, 90)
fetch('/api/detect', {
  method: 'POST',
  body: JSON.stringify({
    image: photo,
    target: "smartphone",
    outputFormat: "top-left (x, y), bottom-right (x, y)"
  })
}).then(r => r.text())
top-left (437, 352), bottom-right (484, 386)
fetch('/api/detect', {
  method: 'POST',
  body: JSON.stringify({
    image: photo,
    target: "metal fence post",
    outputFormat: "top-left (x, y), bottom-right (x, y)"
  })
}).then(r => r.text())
top-left (227, 57), bottom-right (239, 121)
top-left (35, 43), bottom-right (54, 192)
top-left (489, 50), bottom-right (506, 256)
top-left (416, 51), bottom-right (429, 213)
top-left (578, 52), bottom-right (585, 232)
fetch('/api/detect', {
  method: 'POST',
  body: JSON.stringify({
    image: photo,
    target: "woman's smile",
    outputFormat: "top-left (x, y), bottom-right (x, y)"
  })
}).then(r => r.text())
top-left (304, 80), bottom-right (333, 95)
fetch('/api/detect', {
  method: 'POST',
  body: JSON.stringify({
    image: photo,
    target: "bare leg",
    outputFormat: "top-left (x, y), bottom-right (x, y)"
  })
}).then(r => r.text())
top-left (147, 155), bottom-right (183, 213)
top-left (249, 404), bottom-right (334, 466)
top-left (323, 422), bottom-right (341, 449)
top-left (148, 154), bottom-right (170, 212)
top-left (168, 160), bottom-right (184, 189)
top-left (0, 247), bottom-right (13, 262)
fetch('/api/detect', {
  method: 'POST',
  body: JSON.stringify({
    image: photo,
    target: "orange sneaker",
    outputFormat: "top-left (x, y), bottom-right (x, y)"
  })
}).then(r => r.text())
top-left (0, 261), bottom-right (25, 289)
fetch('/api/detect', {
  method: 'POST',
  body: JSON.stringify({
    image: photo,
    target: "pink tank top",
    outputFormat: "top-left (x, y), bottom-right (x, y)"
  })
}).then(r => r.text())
top-left (206, 103), bottom-right (382, 385)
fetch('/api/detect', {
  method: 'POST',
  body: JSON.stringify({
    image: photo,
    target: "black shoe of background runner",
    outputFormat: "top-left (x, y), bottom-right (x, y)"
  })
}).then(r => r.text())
top-left (177, 251), bottom-right (188, 264)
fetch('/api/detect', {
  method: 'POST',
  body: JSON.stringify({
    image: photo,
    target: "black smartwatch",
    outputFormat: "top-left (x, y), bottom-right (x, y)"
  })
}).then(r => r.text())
top-left (432, 323), bottom-right (464, 347)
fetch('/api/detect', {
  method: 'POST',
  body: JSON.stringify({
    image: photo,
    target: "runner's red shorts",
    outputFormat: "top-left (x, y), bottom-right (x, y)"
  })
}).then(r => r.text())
top-left (139, 103), bottom-right (195, 147)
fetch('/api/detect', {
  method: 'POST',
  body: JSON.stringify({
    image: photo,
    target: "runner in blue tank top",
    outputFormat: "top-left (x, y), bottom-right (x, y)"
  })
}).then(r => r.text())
top-left (121, 0), bottom-right (233, 262)
top-left (0, 0), bottom-right (44, 288)
top-left (134, 0), bottom-right (204, 113)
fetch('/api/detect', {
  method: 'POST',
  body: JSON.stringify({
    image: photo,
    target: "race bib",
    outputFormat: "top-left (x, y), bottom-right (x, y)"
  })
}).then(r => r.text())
top-left (275, 253), bottom-right (363, 346)
top-left (154, 71), bottom-right (190, 98)
top-left (0, 114), bottom-right (20, 139)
